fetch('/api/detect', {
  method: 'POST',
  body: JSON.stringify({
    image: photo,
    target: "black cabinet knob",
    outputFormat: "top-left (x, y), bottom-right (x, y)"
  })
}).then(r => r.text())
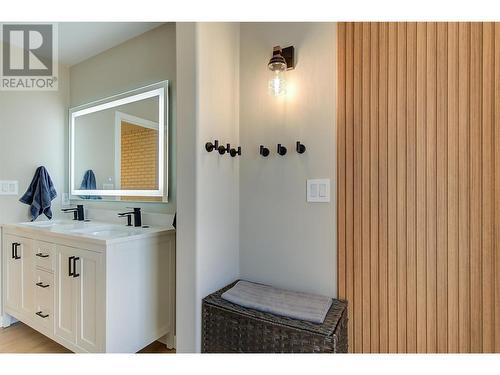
top-left (230, 146), bottom-right (241, 157)
top-left (260, 145), bottom-right (270, 157)
top-left (205, 140), bottom-right (219, 152)
top-left (296, 141), bottom-right (306, 154)
top-left (277, 144), bottom-right (287, 156)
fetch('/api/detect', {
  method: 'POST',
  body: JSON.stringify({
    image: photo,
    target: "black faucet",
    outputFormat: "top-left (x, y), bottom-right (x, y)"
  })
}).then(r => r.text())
top-left (61, 204), bottom-right (85, 221)
top-left (118, 207), bottom-right (142, 227)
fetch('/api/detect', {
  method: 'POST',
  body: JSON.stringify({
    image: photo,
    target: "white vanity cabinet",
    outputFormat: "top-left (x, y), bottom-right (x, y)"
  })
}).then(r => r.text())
top-left (1, 222), bottom-right (175, 353)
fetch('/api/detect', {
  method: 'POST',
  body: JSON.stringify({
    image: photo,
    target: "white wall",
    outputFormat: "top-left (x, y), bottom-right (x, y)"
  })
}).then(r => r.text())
top-left (176, 22), bottom-right (240, 353)
top-left (0, 65), bottom-right (70, 224)
top-left (0, 65), bottom-right (70, 320)
top-left (69, 23), bottom-right (176, 213)
top-left (239, 23), bottom-right (337, 297)
top-left (175, 22), bottom-right (198, 353)
top-left (195, 20), bottom-right (240, 338)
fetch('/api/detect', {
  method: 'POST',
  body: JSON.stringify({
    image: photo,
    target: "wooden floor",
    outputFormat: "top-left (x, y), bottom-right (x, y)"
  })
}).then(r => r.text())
top-left (0, 322), bottom-right (175, 354)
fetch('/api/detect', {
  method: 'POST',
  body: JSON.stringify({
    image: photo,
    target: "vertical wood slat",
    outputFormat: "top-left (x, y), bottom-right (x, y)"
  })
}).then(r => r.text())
top-left (495, 22), bottom-right (500, 354)
top-left (378, 22), bottom-right (389, 354)
top-left (344, 22), bottom-right (355, 354)
top-left (387, 22), bottom-right (398, 353)
top-left (338, 22), bottom-right (500, 353)
top-left (469, 22), bottom-right (483, 353)
top-left (361, 22), bottom-right (372, 353)
top-left (436, 22), bottom-right (448, 354)
top-left (447, 22), bottom-right (459, 353)
top-left (493, 23), bottom-right (500, 353)
top-left (406, 22), bottom-right (417, 353)
top-left (458, 22), bottom-right (471, 353)
top-left (352, 22), bottom-right (363, 354)
top-left (481, 22), bottom-right (495, 353)
top-left (415, 22), bottom-right (427, 353)
top-left (396, 22), bottom-right (407, 353)
top-left (426, 22), bottom-right (438, 353)
top-left (369, 22), bottom-right (380, 353)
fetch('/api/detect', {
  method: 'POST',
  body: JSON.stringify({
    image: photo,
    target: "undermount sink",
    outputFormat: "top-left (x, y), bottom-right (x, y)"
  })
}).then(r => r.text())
top-left (19, 220), bottom-right (161, 242)
top-left (23, 220), bottom-right (70, 227)
top-left (69, 225), bottom-right (145, 238)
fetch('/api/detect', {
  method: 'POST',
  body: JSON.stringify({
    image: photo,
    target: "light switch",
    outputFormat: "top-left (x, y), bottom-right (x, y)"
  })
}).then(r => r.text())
top-left (319, 183), bottom-right (327, 198)
top-left (307, 179), bottom-right (330, 203)
top-left (310, 183), bottom-right (318, 198)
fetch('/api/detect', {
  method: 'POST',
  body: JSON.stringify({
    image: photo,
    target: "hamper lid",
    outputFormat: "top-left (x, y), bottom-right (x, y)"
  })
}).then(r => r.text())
top-left (203, 280), bottom-right (347, 337)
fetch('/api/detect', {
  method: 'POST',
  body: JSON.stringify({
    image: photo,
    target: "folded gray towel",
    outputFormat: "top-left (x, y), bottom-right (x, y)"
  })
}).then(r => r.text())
top-left (221, 280), bottom-right (333, 324)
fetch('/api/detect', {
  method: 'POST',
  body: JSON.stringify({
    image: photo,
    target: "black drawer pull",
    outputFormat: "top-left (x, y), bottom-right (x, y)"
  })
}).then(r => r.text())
top-left (73, 257), bottom-right (80, 278)
top-left (35, 311), bottom-right (49, 319)
top-left (68, 256), bottom-right (75, 277)
top-left (36, 282), bottom-right (50, 288)
top-left (12, 243), bottom-right (21, 260)
top-left (36, 252), bottom-right (50, 258)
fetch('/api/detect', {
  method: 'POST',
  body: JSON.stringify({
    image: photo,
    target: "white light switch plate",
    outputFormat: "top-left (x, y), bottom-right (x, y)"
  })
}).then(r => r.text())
top-left (0, 180), bottom-right (19, 195)
top-left (307, 179), bottom-right (330, 203)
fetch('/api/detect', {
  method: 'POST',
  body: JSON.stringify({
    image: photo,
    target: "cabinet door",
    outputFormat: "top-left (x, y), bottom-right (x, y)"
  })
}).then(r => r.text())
top-left (3, 235), bottom-right (22, 312)
top-left (75, 248), bottom-right (103, 353)
top-left (54, 245), bottom-right (78, 344)
top-left (20, 240), bottom-right (35, 318)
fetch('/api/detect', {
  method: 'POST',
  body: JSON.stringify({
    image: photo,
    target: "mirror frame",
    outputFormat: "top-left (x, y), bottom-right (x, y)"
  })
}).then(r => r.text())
top-left (69, 81), bottom-right (168, 201)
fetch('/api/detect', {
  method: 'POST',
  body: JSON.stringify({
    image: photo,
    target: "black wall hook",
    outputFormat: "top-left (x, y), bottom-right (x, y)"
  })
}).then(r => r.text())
top-left (205, 140), bottom-right (219, 152)
top-left (230, 146), bottom-right (241, 157)
top-left (277, 144), bottom-right (287, 156)
top-left (296, 141), bottom-right (306, 154)
top-left (218, 143), bottom-right (230, 155)
top-left (260, 145), bottom-right (270, 157)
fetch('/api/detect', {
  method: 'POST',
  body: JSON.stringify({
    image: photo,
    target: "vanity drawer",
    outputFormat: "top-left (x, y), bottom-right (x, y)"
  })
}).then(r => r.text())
top-left (34, 269), bottom-right (54, 331)
top-left (33, 241), bottom-right (55, 272)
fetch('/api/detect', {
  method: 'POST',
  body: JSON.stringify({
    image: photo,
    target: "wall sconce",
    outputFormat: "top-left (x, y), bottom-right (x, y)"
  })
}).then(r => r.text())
top-left (268, 45), bottom-right (295, 96)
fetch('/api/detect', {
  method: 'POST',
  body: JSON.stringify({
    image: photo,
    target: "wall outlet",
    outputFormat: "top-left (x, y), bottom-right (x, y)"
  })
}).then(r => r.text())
top-left (61, 192), bottom-right (70, 207)
top-left (0, 181), bottom-right (18, 196)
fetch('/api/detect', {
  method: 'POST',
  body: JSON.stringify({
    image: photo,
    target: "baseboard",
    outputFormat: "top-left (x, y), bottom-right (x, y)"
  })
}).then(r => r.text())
top-left (158, 333), bottom-right (176, 350)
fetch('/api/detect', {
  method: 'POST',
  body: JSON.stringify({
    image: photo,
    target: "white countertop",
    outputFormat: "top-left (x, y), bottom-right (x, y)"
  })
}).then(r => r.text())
top-left (2, 219), bottom-right (175, 245)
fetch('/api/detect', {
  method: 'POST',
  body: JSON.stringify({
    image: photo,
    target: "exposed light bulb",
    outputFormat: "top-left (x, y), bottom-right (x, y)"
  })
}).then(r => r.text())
top-left (269, 71), bottom-right (286, 96)
top-left (267, 46), bottom-right (288, 97)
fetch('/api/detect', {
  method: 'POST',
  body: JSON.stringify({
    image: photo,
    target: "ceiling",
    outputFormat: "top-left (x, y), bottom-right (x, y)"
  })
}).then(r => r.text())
top-left (58, 22), bottom-right (164, 66)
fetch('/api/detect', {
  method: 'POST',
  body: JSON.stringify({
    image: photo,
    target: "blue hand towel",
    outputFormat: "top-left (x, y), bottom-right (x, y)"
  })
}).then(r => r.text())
top-left (79, 169), bottom-right (101, 200)
top-left (19, 166), bottom-right (57, 221)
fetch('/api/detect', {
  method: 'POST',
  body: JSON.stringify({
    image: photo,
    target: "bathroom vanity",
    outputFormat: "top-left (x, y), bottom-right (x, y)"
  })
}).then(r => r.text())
top-left (1, 220), bottom-right (175, 353)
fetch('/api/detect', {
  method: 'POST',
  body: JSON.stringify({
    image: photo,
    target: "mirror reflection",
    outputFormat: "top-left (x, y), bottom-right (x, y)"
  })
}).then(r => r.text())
top-left (70, 83), bottom-right (167, 202)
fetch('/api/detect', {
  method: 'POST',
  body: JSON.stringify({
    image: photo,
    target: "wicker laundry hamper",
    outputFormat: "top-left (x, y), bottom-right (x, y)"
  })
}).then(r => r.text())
top-left (202, 281), bottom-right (348, 353)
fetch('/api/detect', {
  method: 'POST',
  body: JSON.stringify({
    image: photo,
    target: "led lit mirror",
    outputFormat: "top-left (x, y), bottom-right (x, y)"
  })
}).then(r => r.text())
top-left (69, 81), bottom-right (168, 202)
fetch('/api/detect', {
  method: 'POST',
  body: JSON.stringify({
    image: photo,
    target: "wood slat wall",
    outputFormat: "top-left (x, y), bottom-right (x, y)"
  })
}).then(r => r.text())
top-left (337, 22), bottom-right (500, 353)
